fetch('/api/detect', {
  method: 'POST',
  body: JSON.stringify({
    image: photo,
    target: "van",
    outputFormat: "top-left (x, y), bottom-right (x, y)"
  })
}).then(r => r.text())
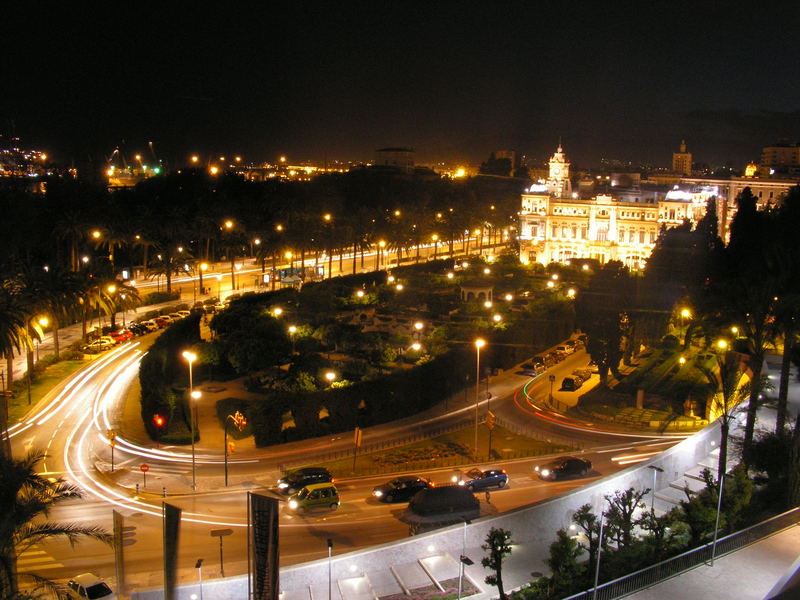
top-left (287, 483), bottom-right (340, 513)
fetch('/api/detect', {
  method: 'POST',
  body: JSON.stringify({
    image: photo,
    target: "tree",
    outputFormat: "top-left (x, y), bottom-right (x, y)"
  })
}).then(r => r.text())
top-left (479, 153), bottom-right (512, 177)
top-left (0, 282), bottom-right (30, 457)
top-left (575, 261), bottom-right (634, 383)
top-left (571, 503), bottom-right (602, 574)
top-left (0, 450), bottom-right (111, 597)
top-left (481, 527), bottom-right (513, 600)
top-left (604, 487), bottom-right (649, 550)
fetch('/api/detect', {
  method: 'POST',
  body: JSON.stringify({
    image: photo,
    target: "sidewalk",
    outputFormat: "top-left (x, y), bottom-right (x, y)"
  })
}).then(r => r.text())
top-left (626, 524), bottom-right (800, 600)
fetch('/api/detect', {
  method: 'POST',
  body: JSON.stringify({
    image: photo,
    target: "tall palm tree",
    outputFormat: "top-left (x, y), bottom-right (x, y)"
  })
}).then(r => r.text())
top-left (0, 450), bottom-right (111, 597)
top-left (19, 264), bottom-right (83, 359)
top-left (0, 282), bottom-right (30, 458)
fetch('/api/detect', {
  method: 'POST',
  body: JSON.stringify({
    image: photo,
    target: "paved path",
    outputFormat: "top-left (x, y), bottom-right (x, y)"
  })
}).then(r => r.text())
top-left (626, 525), bottom-right (800, 600)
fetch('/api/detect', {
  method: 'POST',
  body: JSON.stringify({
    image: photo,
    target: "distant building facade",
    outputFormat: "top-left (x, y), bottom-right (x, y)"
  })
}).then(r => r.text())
top-left (760, 141), bottom-right (800, 177)
top-left (519, 145), bottom-right (715, 269)
top-left (374, 147), bottom-right (415, 172)
top-left (672, 140), bottom-right (693, 176)
top-left (518, 145), bottom-right (800, 269)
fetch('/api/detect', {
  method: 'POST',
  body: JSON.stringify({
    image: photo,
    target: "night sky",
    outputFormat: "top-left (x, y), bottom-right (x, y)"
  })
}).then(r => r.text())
top-left (4, 3), bottom-right (800, 169)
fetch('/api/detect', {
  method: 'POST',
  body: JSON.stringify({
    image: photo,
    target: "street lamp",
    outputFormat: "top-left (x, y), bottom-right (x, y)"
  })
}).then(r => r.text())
top-left (432, 234), bottom-right (439, 259)
top-left (288, 325), bottom-right (297, 354)
top-left (325, 371), bottom-right (336, 387)
top-left (182, 350), bottom-right (198, 491)
top-left (647, 465), bottom-right (664, 511)
top-left (199, 262), bottom-right (208, 295)
top-left (216, 274), bottom-right (222, 298)
top-left (474, 338), bottom-right (486, 457)
top-left (377, 240), bottom-right (386, 270)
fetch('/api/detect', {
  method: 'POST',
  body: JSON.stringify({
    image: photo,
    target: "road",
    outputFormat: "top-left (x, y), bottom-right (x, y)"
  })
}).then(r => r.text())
top-left (11, 338), bottom-right (681, 590)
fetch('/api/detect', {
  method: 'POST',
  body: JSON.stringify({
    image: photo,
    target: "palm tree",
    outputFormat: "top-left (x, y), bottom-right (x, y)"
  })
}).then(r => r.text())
top-left (698, 347), bottom-right (752, 482)
top-left (0, 450), bottom-right (111, 597)
top-left (19, 264), bottom-right (83, 359)
top-left (0, 282), bottom-right (30, 458)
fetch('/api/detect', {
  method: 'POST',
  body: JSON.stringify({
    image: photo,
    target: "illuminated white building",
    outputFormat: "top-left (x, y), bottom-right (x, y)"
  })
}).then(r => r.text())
top-left (518, 145), bottom-right (715, 269)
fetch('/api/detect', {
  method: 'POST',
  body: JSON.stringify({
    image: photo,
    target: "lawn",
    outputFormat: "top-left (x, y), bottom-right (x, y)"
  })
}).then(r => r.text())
top-left (7, 360), bottom-right (90, 424)
top-left (292, 425), bottom-right (569, 478)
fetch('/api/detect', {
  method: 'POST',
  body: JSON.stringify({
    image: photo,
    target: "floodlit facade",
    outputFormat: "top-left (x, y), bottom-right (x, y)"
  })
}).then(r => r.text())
top-left (518, 145), bottom-right (714, 269)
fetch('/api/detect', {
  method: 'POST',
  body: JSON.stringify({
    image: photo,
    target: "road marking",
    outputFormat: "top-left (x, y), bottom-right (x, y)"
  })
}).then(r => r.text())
top-left (17, 546), bottom-right (64, 571)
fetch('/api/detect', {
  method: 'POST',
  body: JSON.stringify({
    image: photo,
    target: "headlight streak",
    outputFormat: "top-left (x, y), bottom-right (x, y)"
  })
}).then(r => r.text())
top-left (59, 346), bottom-right (246, 527)
top-left (8, 344), bottom-right (140, 437)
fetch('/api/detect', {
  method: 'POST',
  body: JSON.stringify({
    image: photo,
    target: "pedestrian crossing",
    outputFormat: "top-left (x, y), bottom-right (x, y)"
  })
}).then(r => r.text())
top-left (17, 544), bottom-right (63, 572)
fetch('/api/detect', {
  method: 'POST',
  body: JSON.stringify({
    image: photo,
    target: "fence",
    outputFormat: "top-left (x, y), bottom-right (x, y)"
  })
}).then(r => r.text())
top-left (279, 415), bottom-right (580, 475)
top-left (560, 505), bottom-right (800, 600)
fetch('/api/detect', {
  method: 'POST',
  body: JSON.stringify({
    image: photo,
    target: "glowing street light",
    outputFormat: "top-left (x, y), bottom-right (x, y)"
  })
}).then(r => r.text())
top-left (547, 281), bottom-right (555, 288)
top-left (484, 300), bottom-right (492, 309)
top-left (493, 314), bottom-right (502, 323)
top-left (288, 325), bottom-right (297, 354)
top-left (182, 350), bottom-right (198, 491)
top-left (474, 339), bottom-right (486, 457)
top-left (447, 272), bottom-right (454, 279)
top-left (505, 293), bottom-right (513, 301)
top-left (325, 371), bottom-right (336, 386)
top-left (567, 288), bottom-right (576, 298)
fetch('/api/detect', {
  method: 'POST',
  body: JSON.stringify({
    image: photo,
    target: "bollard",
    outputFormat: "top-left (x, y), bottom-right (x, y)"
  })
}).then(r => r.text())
top-left (135, 483), bottom-right (140, 496)
top-left (163, 487), bottom-right (167, 497)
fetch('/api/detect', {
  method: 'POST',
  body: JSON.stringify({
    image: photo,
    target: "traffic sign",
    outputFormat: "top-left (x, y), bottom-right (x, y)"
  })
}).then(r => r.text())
top-left (210, 528), bottom-right (233, 538)
top-left (485, 410), bottom-right (496, 430)
top-left (121, 525), bottom-right (137, 547)
top-left (140, 464), bottom-right (150, 472)
top-left (354, 427), bottom-right (363, 448)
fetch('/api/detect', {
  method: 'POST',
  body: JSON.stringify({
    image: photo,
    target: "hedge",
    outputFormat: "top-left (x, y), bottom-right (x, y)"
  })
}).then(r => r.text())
top-left (139, 314), bottom-right (201, 440)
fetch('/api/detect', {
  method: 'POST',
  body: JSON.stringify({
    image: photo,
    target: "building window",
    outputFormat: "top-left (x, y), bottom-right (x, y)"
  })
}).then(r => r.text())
top-left (552, 225), bottom-right (557, 237)
top-left (639, 230), bottom-right (645, 244)
top-left (597, 227), bottom-right (608, 242)
top-left (649, 230), bottom-right (656, 243)
top-left (571, 226), bottom-right (577, 238)
top-left (581, 227), bottom-right (588, 240)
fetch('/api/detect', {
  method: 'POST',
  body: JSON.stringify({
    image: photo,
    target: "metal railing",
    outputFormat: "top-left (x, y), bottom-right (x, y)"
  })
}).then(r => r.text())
top-left (560, 506), bottom-right (800, 600)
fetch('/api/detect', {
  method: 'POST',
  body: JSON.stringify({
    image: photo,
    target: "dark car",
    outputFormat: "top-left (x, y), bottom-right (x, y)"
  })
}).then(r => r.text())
top-left (409, 485), bottom-right (480, 516)
top-left (277, 467), bottom-right (334, 494)
top-left (535, 456), bottom-right (593, 480)
top-left (561, 376), bottom-right (582, 391)
top-left (372, 476), bottom-right (434, 502)
top-left (455, 468), bottom-right (509, 491)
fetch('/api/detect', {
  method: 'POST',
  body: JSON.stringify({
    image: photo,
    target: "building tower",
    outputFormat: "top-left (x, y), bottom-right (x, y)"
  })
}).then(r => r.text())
top-left (547, 143), bottom-right (571, 198)
top-left (672, 140), bottom-right (693, 176)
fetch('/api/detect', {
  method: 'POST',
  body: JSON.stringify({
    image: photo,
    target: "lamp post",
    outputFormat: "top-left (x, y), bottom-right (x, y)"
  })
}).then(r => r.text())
top-left (183, 351), bottom-right (198, 491)
top-left (474, 338), bottom-right (486, 457)
top-left (216, 274), bottom-right (222, 299)
top-left (199, 262), bottom-right (208, 296)
top-left (647, 465), bottom-right (663, 512)
top-left (325, 371), bottom-right (336, 387)
top-left (288, 325), bottom-right (297, 355)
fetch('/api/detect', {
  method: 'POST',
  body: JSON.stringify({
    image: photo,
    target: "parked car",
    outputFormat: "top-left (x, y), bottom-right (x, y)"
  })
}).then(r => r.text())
top-left (556, 344), bottom-right (573, 355)
top-left (372, 476), bottom-right (434, 502)
top-left (168, 313), bottom-right (184, 321)
top-left (287, 483), bottom-right (340, 513)
top-left (565, 340), bottom-right (577, 351)
top-left (154, 317), bottom-right (170, 328)
top-left (561, 376), bottom-right (582, 391)
top-left (108, 329), bottom-right (133, 343)
top-left (453, 468), bottom-right (509, 491)
top-left (127, 323), bottom-right (148, 335)
top-left (81, 339), bottom-right (114, 353)
top-left (277, 467), bottom-right (334, 495)
top-left (98, 335), bottom-right (118, 346)
top-left (66, 572), bottom-right (115, 599)
top-left (138, 320), bottom-right (158, 332)
top-left (176, 310), bottom-right (191, 318)
top-left (531, 356), bottom-right (545, 366)
top-left (535, 456), bottom-right (593, 480)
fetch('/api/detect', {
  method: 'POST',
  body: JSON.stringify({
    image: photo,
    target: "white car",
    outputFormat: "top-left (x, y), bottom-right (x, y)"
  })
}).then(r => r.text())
top-left (176, 310), bottom-right (191, 318)
top-left (66, 573), bottom-right (115, 599)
